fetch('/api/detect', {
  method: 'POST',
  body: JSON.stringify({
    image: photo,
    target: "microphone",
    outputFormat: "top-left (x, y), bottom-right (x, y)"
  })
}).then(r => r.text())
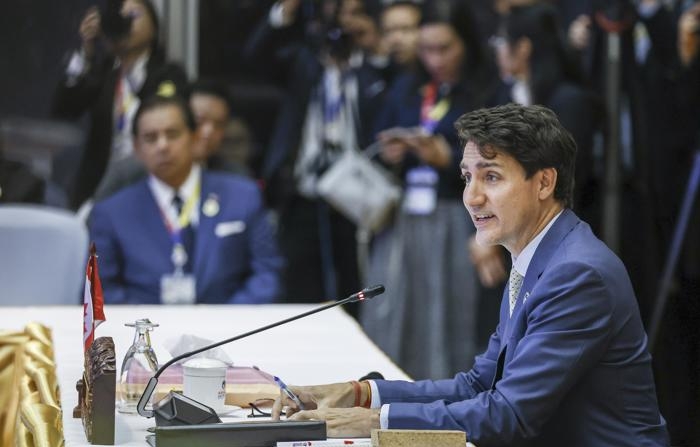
top-left (137, 284), bottom-right (385, 420)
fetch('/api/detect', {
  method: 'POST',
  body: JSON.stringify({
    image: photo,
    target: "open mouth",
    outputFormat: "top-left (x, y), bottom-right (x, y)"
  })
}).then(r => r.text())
top-left (472, 213), bottom-right (495, 223)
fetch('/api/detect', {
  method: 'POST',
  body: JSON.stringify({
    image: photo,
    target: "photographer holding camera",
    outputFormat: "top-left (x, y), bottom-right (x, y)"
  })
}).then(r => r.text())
top-left (52, 0), bottom-right (187, 209)
top-left (245, 0), bottom-right (391, 311)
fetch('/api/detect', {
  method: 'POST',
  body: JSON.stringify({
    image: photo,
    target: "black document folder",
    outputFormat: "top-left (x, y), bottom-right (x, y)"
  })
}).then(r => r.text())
top-left (146, 420), bottom-right (326, 447)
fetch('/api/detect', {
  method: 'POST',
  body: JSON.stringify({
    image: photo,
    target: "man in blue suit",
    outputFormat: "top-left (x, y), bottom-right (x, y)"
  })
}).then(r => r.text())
top-left (272, 103), bottom-right (669, 446)
top-left (89, 94), bottom-right (283, 304)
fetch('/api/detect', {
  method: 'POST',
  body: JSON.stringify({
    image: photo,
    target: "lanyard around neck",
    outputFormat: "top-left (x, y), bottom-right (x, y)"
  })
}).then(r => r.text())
top-left (160, 180), bottom-right (201, 235)
top-left (420, 82), bottom-right (451, 134)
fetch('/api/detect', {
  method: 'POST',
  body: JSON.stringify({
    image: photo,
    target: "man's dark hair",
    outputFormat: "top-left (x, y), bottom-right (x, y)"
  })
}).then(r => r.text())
top-left (455, 103), bottom-right (577, 208)
top-left (190, 79), bottom-right (233, 115)
top-left (132, 94), bottom-right (196, 137)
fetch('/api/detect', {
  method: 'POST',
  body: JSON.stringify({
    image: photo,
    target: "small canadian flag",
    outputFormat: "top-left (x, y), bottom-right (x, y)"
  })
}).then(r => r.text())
top-left (83, 242), bottom-right (106, 353)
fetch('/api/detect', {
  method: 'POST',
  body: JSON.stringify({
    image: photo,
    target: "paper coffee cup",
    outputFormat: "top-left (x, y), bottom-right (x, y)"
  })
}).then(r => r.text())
top-left (182, 358), bottom-right (227, 413)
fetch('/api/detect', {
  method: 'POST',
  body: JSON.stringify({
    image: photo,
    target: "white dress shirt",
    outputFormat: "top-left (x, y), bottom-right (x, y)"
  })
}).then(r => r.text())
top-left (147, 164), bottom-right (201, 231)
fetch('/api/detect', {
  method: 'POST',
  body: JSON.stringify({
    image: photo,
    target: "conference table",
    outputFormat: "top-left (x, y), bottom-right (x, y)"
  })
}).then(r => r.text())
top-left (0, 304), bottom-right (411, 446)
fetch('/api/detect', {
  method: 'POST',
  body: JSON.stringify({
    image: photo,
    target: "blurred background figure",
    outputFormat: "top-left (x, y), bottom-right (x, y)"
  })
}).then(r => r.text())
top-left (493, 3), bottom-right (602, 232)
top-left (51, 0), bottom-right (187, 209)
top-left (89, 94), bottom-right (282, 305)
top-left (380, 0), bottom-right (422, 71)
top-left (650, 2), bottom-right (700, 445)
top-left (360, 0), bottom-right (506, 380)
top-left (0, 140), bottom-right (45, 204)
top-left (245, 0), bottom-right (390, 312)
top-left (92, 78), bottom-right (252, 202)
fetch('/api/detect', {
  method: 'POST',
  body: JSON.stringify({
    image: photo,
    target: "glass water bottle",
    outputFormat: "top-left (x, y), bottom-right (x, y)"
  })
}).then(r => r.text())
top-left (117, 318), bottom-right (159, 413)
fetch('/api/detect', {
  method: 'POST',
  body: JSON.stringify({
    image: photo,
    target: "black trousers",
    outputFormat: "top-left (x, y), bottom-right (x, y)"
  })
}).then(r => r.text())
top-left (277, 194), bottom-right (360, 317)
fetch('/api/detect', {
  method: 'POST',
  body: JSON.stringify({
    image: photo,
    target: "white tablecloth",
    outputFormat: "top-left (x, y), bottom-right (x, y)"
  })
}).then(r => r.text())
top-left (0, 304), bottom-right (409, 446)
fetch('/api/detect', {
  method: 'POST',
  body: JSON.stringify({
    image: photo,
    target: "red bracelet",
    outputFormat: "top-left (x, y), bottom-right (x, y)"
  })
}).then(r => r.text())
top-left (350, 380), bottom-right (362, 407)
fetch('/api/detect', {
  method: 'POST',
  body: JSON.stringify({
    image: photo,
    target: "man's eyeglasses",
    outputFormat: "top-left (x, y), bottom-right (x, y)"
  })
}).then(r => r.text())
top-left (247, 399), bottom-right (276, 418)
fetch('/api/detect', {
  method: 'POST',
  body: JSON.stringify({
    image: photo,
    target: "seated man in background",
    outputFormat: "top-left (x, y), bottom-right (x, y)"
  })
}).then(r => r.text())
top-left (93, 79), bottom-right (251, 201)
top-left (271, 104), bottom-right (668, 446)
top-left (89, 94), bottom-right (283, 304)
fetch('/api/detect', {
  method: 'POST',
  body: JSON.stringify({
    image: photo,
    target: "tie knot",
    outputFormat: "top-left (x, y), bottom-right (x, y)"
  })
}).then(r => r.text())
top-left (172, 193), bottom-right (183, 215)
top-left (509, 267), bottom-right (523, 285)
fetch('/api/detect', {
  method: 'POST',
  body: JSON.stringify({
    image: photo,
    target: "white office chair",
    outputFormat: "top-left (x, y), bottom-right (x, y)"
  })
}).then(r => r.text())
top-left (0, 204), bottom-right (88, 305)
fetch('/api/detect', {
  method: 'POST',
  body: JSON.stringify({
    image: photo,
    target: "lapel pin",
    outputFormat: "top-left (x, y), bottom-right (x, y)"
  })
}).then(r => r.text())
top-left (202, 195), bottom-right (220, 217)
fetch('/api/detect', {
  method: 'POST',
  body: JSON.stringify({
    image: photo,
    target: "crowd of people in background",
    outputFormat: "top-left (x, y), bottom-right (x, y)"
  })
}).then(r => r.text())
top-left (2, 0), bottom-right (699, 444)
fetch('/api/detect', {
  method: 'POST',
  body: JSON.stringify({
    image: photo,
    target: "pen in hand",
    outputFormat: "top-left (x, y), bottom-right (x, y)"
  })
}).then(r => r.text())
top-left (274, 376), bottom-right (306, 411)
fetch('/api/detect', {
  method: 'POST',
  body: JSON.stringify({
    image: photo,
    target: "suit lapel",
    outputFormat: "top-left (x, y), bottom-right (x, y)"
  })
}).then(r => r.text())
top-left (139, 181), bottom-right (173, 256)
top-left (515, 209), bottom-right (580, 313)
top-left (494, 209), bottom-right (581, 382)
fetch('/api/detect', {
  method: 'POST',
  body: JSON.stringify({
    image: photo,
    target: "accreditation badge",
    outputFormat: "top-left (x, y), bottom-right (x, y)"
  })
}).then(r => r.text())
top-left (403, 166), bottom-right (438, 215)
top-left (160, 273), bottom-right (196, 304)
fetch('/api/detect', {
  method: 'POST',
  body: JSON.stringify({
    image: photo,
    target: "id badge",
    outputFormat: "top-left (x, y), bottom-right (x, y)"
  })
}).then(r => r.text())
top-left (160, 273), bottom-right (196, 304)
top-left (403, 166), bottom-right (438, 215)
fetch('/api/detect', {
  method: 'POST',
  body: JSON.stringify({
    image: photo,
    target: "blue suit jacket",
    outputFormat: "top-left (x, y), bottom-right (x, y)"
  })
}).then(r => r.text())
top-left (376, 209), bottom-right (669, 446)
top-left (89, 172), bottom-right (283, 304)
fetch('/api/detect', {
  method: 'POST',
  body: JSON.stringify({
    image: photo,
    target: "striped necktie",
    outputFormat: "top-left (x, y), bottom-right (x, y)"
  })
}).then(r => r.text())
top-left (172, 193), bottom-right (194, 272)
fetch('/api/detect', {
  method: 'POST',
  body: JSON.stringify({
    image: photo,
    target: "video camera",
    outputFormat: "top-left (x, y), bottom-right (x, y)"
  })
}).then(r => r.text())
top-left (99, 0), bottom-right (134, 41)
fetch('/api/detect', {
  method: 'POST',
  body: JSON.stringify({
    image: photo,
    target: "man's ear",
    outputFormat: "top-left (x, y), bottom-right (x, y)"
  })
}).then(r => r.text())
top-left (537, 167), bottom-right (557, 200)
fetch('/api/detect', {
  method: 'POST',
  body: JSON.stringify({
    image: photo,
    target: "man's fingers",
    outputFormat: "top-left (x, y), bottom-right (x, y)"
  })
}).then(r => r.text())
top-left (270, 397), bottom-right (284, 420)
top-left (287, 409), bottom-right (318, 421)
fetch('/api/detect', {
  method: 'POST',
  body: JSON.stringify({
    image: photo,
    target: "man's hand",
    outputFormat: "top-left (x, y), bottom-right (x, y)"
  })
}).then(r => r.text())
top-left (377, 128), bottom-right (414, 165)
top-left (288, 407), bottom-right (381, 438)
top-left (279, 0), bottom-right (302, 25)
top-left (678, 3), bottom-right (700, 66)
top-left (469, 235), bottom-right (507, 288)
top-left (568, 14), bottom-right (591, 51)
top-left (271, 382), bottom-right (355, 420)
top-left (79, 7), bottom-right (101, 58)
top-left (407, 134), bottom-right (452, 169)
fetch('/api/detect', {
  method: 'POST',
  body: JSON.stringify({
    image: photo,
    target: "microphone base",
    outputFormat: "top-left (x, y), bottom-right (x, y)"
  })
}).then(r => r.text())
top-left (153, 391), bottom-right (222, 426)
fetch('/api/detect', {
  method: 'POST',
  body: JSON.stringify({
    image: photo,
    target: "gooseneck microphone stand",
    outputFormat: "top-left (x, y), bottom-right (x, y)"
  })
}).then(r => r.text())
top-left (136, 285), bottom-right (385, 419)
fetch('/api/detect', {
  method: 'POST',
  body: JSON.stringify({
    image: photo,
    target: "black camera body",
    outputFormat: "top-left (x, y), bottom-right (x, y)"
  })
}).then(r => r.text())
top-left (100, 0), bottom-right (133, 41)
top-left (302, 0), bottom-right (353, 61)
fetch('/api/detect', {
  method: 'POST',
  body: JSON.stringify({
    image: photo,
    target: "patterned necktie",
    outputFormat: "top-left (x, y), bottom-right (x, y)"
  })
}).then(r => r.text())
top-left (509, 268), bottom-right (524, 317)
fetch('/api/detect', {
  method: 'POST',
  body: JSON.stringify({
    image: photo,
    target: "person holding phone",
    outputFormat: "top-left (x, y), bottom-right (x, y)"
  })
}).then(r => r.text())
top-left (360, 0), bottom-right (506, 381)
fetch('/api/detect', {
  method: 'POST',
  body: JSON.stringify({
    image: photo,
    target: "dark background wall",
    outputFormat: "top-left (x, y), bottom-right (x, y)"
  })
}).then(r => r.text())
top-left (0, 1), bottom-right (93, 119)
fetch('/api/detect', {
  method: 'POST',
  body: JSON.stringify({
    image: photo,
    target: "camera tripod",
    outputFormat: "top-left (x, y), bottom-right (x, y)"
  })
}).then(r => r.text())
top-left (648, 150), bottom-right (700, 350)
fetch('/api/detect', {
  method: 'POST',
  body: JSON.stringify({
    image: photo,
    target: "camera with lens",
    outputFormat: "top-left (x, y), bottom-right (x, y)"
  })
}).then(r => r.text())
top-left (302, 0), bottom-right (353, 61)
top-left (100, 0), bottom-right (133, 41)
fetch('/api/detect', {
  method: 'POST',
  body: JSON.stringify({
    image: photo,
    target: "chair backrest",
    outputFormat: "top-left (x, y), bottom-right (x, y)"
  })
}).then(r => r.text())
top-left (0, 204), bottom-right (88, 305)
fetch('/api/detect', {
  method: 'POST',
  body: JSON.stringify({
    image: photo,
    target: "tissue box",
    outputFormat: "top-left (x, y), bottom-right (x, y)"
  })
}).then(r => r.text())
top-left (123, 365), bottom-right (280, 408)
